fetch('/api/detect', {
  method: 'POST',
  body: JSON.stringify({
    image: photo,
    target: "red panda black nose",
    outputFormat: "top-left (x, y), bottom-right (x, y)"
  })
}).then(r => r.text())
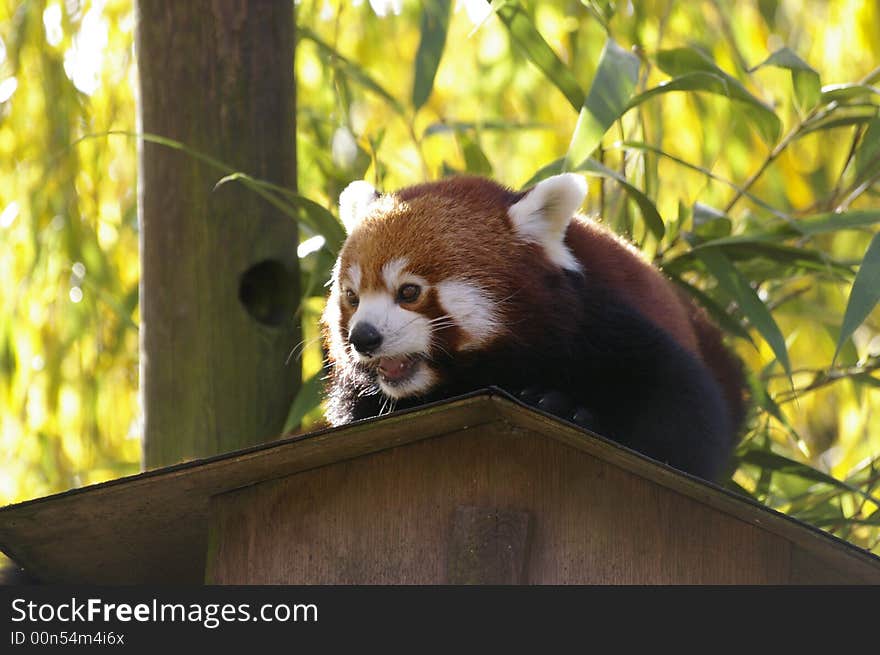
top-left (349, 322), bottom-right (383, 355)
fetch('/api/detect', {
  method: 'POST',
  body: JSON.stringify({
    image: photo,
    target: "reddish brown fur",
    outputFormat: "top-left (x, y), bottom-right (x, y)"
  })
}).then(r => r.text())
top-left (324, 176), bottom-right (745, 426)
top-left (337, 176), bottom-right (700, 358)
top-left (564, 218), bottom-right (700, 357)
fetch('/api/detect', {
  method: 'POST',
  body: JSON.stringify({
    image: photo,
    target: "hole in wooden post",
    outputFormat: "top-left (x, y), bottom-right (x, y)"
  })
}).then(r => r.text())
top-left (238, 259), bottom-right (295, 327)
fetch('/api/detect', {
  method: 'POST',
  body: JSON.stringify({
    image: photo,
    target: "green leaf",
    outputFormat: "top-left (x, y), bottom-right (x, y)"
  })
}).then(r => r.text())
top-left (520, 156), bottom-right (664, 239)
top-left (687, 209), bottom-right (880, 245)
top-left (423, 120), bottom-right (547, 136)
top-left (692, 202), bottom-right (732, 240)
top-left (820, 83), bottom-right (880, 104)
top-left (749, 378), bottom-right (793, 428)
top-left (522, 159), bottom-right (666, 239)
top-left (458, 131), bottom-right (493, 175)
top-left (627, 71), bottom-right (731, 109)
top-left (299, 27), bottom-right (405, 116)
top-left (668, 240), bottom-right (853, 280)
top-left (495, 2), bottom-right (585, 111)
top-left (215, 173), bottom-right (347, 254)
top-left (84, 131), bottom-right (349, 253)
top-left (412, 0), bottom-right (452, 110)
top-left (564, 38), bottom-right (640, 169)
top-left (614, 140), bottom-right (789, 219)
top-left (865, 66), bottom-right (880, 86)
top-left (777, 209), bottom-right (880, 237)
top-left (298, 246), bottom-right (338, 315)
top-left (694, 248), bottom-right (791, 377)
top-left (738, 449), bottom-right (880, 507)
top-left (834, 232), bottom-right (880, 365)
top-left (282, 370), bottom-right (325, 433)
top-left (580, 0), bottom-right (615, 33)
top-left (670, 276), bottom-right (754, 343)
top-left (855, 117), bottom-right (880, 183)
top-left (800, 108), bottom-right (878, 136)
top-left (750, 47), bottom-right (821, 111)
top-left (823, 325), bottom-right (859, 367)
top-left (655, 47), bottom-right (782, 142)
top-left (576, 158), bottom-right (665, 239)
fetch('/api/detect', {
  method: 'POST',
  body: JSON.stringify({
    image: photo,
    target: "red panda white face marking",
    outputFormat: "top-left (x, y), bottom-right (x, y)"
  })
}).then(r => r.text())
top-left (434, 280), bottom-right (500, 351)
top-left (326, 175), bottom-right (587, 402)
top-left (341, 254), bottom-right (498, 398)
top-left (341, 255), bottom-right (437, 398)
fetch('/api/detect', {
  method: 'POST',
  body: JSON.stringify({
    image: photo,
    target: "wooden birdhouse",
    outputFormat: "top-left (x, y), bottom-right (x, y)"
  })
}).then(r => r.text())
top-left (2, 391), bottom-right (879, 584)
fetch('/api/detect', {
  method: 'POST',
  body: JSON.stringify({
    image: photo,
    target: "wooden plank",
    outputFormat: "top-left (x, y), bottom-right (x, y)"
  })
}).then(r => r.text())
top-left (493, 397), bottom-right (880, 583)
top-left (0, 395), bottom-right (498, 583)
top-left (789, 546), bottom-right (870, 585)
top-left (447, 506), bottom-right (532, 584)
top-left (207, 423), bottom-right (794, 584)
top-left (2, 390), bottom-right (879, 583)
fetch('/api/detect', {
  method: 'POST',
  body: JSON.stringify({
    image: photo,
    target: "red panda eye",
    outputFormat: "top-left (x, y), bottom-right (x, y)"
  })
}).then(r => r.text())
top-left (345, 289), bottom-right (359, 306)
top-left (397, 284), bottom-right (421, 303)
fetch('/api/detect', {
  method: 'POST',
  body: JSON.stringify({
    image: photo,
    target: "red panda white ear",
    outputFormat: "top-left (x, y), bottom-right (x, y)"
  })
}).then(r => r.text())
top-left (339, 180), bottom-right (379, 233)
top-left (508, 173), bottom-right (587, 271)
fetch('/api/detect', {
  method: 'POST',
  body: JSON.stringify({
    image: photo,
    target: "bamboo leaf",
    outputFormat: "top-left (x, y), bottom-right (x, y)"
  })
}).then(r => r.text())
top-left (564, 38), bottom-right (639, 169)
top-left (834, 232), bottom-right (880, 365)
top-left (655, 47), bottom-right (782, 142)
top-left (670, 276), bottom-right (754, 343)
top-left (739, 449), bottom-right (880, 507)
top-left (690, 209), bottom-right (880, 245)
top-left (457, 131), bottom-right (493, 175)
top-left (694, 248), bottom-right (791, 377)
top-left (214, 173), bottom-right (347, 254)
top-left (520, 156), bottom-right (664, 239)
top-left (77, 131), bottom-right (349, 252)
top-left (627, 71), bottom-right (731, 108)
top-left (523, 157), bottom-right (665, 239)
top-left (495, 2), bottom-right (585, 111)
top-left (614, 140), bottom-right (789, 218)
top-left (750, 47), bottom-right (821, 111)
top-left (412, 0), bottom-right (451, 110)
top-left (692, 202), bottom-right (732, 240)
top-left (821, 83), bottom-right (880, 104)
top-left (855, 117), bottom-right (880, 182)
top-left (801, 109), bottom-right (878, 136)
top-left (282, 370), bottom-right (325, 433)
top-left (423, 120), bottom-right (547, 136)
top-left (576, 158), bottom-right (665, 239)
top-left (667, 241), bottom-right (853, 280)
top-left (774, 209), bottom-right (880, 237)
top-left (299, 27), bottom-right (405, 115)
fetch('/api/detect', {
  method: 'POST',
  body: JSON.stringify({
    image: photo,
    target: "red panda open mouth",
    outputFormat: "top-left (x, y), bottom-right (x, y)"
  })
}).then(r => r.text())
top-left (377, 355), bottom-right (420, 385)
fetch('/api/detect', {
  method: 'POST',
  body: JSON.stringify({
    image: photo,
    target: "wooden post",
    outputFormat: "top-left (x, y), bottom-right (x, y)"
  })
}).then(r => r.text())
top-left (135, 1), bottom-right (300, 467)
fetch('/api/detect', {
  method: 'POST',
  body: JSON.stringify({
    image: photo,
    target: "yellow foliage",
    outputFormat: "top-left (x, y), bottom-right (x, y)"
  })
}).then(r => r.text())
top-left (1, 0), bottom-right (878, 553)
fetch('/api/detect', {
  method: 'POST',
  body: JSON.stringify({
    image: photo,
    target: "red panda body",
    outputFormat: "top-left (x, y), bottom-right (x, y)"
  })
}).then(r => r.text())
top-left (322, 175), bottom-right (746, 480)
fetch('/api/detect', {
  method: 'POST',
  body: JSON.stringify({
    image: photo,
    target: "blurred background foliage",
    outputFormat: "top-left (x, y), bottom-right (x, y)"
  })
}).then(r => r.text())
top-left (1, 0), bottom-right (880, 554)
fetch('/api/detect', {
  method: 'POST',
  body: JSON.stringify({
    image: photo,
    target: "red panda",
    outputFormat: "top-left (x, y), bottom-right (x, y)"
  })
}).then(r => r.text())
top-left (322, 174), bottom-right (747, 480)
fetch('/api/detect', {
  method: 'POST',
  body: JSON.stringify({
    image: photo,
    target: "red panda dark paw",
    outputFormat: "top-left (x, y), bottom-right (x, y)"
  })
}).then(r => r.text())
top-left (570, 406), bottom-right (596, 430)
top-left (517, 387), bottom-right (597, 431)
top-left (536, 391), bottom-right (574, 417)
top-left (516, 386), bottom-right (544, 405)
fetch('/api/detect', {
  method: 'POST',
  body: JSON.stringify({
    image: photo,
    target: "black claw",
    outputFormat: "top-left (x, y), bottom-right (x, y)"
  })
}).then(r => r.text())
top-left (571, 407), bottom-right (595, 429)
top-left (518, 386), bottom-right (544, 405)
top-left (536, 391), bottom-right (574, 417)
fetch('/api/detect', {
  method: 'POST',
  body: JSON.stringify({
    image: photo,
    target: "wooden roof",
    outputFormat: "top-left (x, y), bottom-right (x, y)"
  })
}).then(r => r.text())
top-left (1, 389), bottom-right (879, 583)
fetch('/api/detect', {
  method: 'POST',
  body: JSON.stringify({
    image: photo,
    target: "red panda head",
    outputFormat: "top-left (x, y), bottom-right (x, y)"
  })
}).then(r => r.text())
top-left (323, 174), bottom-right (588, 400)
